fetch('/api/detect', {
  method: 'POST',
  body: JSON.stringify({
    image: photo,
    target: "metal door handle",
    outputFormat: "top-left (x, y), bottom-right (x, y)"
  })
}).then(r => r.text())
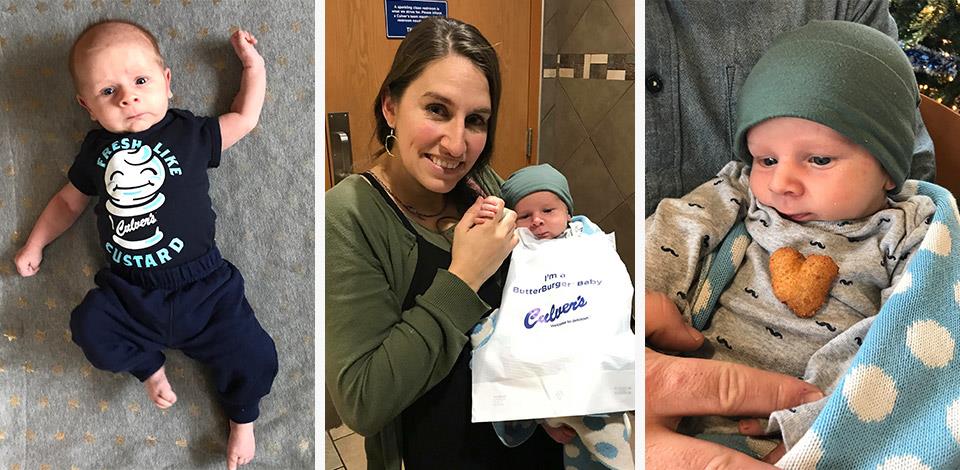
top-left (328, 113), bottom-right (353, 184)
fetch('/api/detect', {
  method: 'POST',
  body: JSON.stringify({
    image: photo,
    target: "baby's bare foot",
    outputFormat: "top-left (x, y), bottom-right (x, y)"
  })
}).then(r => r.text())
top-left (143, 366), bottom-right (177, 409)
top-left (227, 420), bottom-right (255, 470)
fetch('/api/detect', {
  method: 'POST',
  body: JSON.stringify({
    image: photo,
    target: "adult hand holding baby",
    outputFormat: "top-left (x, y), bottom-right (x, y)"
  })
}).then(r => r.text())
top-left (645, 293), bottom-right (824, 469)
top-left (448, 196), bottom-right (518, 292)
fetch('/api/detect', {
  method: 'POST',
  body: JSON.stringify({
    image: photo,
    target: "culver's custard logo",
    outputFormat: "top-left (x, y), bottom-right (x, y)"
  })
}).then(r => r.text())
top-left (523, 295), bottom-right (588, 329)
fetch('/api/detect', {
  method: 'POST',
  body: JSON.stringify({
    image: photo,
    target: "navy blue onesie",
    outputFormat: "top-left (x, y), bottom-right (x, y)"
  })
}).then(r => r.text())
top-left (67, 109), bottom-right (278, 423)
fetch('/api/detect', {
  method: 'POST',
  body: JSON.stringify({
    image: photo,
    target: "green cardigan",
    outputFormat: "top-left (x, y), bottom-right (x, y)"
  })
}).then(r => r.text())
top-left (324, 167), bottom-right (503, 470)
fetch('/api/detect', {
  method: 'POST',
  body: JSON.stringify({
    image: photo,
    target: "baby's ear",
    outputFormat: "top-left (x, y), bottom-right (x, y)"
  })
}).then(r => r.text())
top-left (164, 68), bottom-right (172, 99)
top-left (75, 95), bottom-right (96, 121)
top-left (883, 174), bottom-right (896, 191)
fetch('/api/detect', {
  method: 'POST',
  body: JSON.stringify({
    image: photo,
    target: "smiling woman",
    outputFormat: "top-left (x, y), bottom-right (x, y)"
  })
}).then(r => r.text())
top-left (325, 16), bottom-right (563, 470)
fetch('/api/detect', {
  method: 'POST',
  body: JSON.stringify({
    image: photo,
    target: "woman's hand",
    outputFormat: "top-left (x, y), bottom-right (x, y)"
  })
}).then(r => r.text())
top-left (448, 196), bottom-right (518, 291)
top-left (645, 295), bottom-right (824, 470)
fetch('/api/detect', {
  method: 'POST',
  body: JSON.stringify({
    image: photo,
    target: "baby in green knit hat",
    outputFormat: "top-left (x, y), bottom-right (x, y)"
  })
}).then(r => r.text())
top-left (472, 163), bottom-right (634, 470)
top-left (474, 163), bottom-right (601, 239)
top-left (646, 20), bottom-right (937, 462)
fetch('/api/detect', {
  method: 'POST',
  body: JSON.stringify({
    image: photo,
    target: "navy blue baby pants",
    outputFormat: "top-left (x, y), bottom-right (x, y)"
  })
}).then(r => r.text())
top-left (70, 248), bottom-right (278, 423)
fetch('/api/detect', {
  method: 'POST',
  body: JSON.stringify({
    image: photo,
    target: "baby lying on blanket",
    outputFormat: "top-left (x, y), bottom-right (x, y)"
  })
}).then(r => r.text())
top-left (471, 164), bottom-right (635, 470)
top-left (645, 20), bottom-right (937, 462)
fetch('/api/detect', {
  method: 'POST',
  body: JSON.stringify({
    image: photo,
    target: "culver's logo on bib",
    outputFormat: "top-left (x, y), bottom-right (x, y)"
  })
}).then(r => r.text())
top-left (523, 295), bottom-right (588, 329)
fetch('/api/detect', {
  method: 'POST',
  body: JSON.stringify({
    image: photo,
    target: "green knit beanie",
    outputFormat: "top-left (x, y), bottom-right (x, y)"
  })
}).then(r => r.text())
top-left (734, 20), bottom-right (918, 192)
top-left (501, 163), bottom-right (574, 213)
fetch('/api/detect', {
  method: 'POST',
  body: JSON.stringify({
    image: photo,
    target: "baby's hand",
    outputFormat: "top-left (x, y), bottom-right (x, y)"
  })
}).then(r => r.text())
top-left (230, 30), bottom-right (265, 69)
top-left (14, 245), bottom-right (42, 277)
top-left (541, 422), bottom-right (576, 444)
top-left (471, 196), bottom-right (504, 226)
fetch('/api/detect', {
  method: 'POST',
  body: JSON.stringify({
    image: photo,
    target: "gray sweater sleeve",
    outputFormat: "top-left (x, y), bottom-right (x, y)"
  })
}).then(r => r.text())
top-left (645, 161), bottom-right (750, 314)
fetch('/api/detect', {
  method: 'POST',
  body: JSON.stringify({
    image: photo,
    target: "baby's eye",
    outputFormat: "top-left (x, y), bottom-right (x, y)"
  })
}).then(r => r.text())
top-left (810, 156), bottom-right (832, 166)
top-left (757, 157), bottom-right (777, 167)
top-left (543, 208), bottom-right (553, 213)
top-left (101, 87), bottom-right (115, 96)
top-left (135, 77), bottom-right (148, 85)
top-left (518, 214), bottom-right (530, 220)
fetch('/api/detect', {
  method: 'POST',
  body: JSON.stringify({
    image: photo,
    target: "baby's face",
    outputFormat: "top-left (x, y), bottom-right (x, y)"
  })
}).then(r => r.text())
top-left (747, 117), bottom-right (894, 222)
top-left (74, 34), bottom-right (171, 134)
top-left (514, 191), bottom-right (571, 239)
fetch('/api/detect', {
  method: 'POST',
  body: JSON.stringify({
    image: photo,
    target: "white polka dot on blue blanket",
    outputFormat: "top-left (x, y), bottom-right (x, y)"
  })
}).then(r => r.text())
top-left (919, 222), bottom-right (952, 256)
top-left (594, 441), bottom-right (618, 459)
top-left (731, 235), bottom-right (749, 261)
top-left (906, 319), bottom-right (955, 368)
top-left (892, 272), bottom-right (912, 295)
top-left (946, 398), bottom-right (960, 445)
top-left (842, 364), bottom-right (897, 422)
top-left (565, 443), bottom-right (580, 458)
top-left (876, 455), bottom-right (930, 470)
top-left (692, 280), bottom-right (712, 314)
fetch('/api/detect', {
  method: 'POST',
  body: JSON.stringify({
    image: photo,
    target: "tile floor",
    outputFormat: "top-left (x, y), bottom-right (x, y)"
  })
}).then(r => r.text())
top-left (325, 424), bottom-right (367, 470)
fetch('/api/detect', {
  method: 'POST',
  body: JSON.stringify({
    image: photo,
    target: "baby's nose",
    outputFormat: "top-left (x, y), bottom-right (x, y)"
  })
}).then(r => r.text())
top-left (119, 92), bottom-right (140, 106)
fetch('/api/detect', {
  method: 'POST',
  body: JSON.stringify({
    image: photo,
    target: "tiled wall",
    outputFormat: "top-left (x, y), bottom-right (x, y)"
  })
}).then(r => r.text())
top-left (539, 0), bottom-right (635, 281)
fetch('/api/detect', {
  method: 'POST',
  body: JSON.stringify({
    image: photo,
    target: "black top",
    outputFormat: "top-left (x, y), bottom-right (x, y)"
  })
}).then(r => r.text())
top-left (68, 109), bottom-right (221, 271)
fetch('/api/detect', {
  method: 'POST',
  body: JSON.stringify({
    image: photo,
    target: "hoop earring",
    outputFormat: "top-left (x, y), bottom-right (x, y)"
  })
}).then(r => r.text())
top-left (384, 127), bottom-right (398, 157)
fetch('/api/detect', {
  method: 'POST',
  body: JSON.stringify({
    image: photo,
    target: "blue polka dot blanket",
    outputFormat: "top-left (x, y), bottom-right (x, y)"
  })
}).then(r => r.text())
top-left (690, 181), bottom-right (960, 469)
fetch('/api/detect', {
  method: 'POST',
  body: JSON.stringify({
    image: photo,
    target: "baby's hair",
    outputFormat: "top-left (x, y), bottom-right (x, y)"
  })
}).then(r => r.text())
top-left (69, 19), bottom-right (164, 88)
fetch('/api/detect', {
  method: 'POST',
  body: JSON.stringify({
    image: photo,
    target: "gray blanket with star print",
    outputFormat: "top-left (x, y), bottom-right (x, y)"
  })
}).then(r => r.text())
top-left (0, 2), bottom-right (314, 468)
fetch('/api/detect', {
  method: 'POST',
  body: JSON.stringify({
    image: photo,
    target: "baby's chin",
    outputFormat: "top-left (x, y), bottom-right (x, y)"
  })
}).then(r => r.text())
top-left (532, 230), bottom-right (560, 240)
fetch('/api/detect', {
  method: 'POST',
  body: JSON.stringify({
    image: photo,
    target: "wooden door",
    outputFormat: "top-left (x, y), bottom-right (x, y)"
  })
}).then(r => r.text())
top-left (324, 1), bottom-right (542, 190)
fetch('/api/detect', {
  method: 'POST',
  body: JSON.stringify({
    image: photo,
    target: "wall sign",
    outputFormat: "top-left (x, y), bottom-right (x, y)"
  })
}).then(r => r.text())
top-left (384, 0), bottom-right (448, 39)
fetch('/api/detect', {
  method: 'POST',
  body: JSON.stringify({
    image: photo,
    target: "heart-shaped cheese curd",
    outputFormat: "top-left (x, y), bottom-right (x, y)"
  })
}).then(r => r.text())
top-left (769, 247), bottom-right (839, 318)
